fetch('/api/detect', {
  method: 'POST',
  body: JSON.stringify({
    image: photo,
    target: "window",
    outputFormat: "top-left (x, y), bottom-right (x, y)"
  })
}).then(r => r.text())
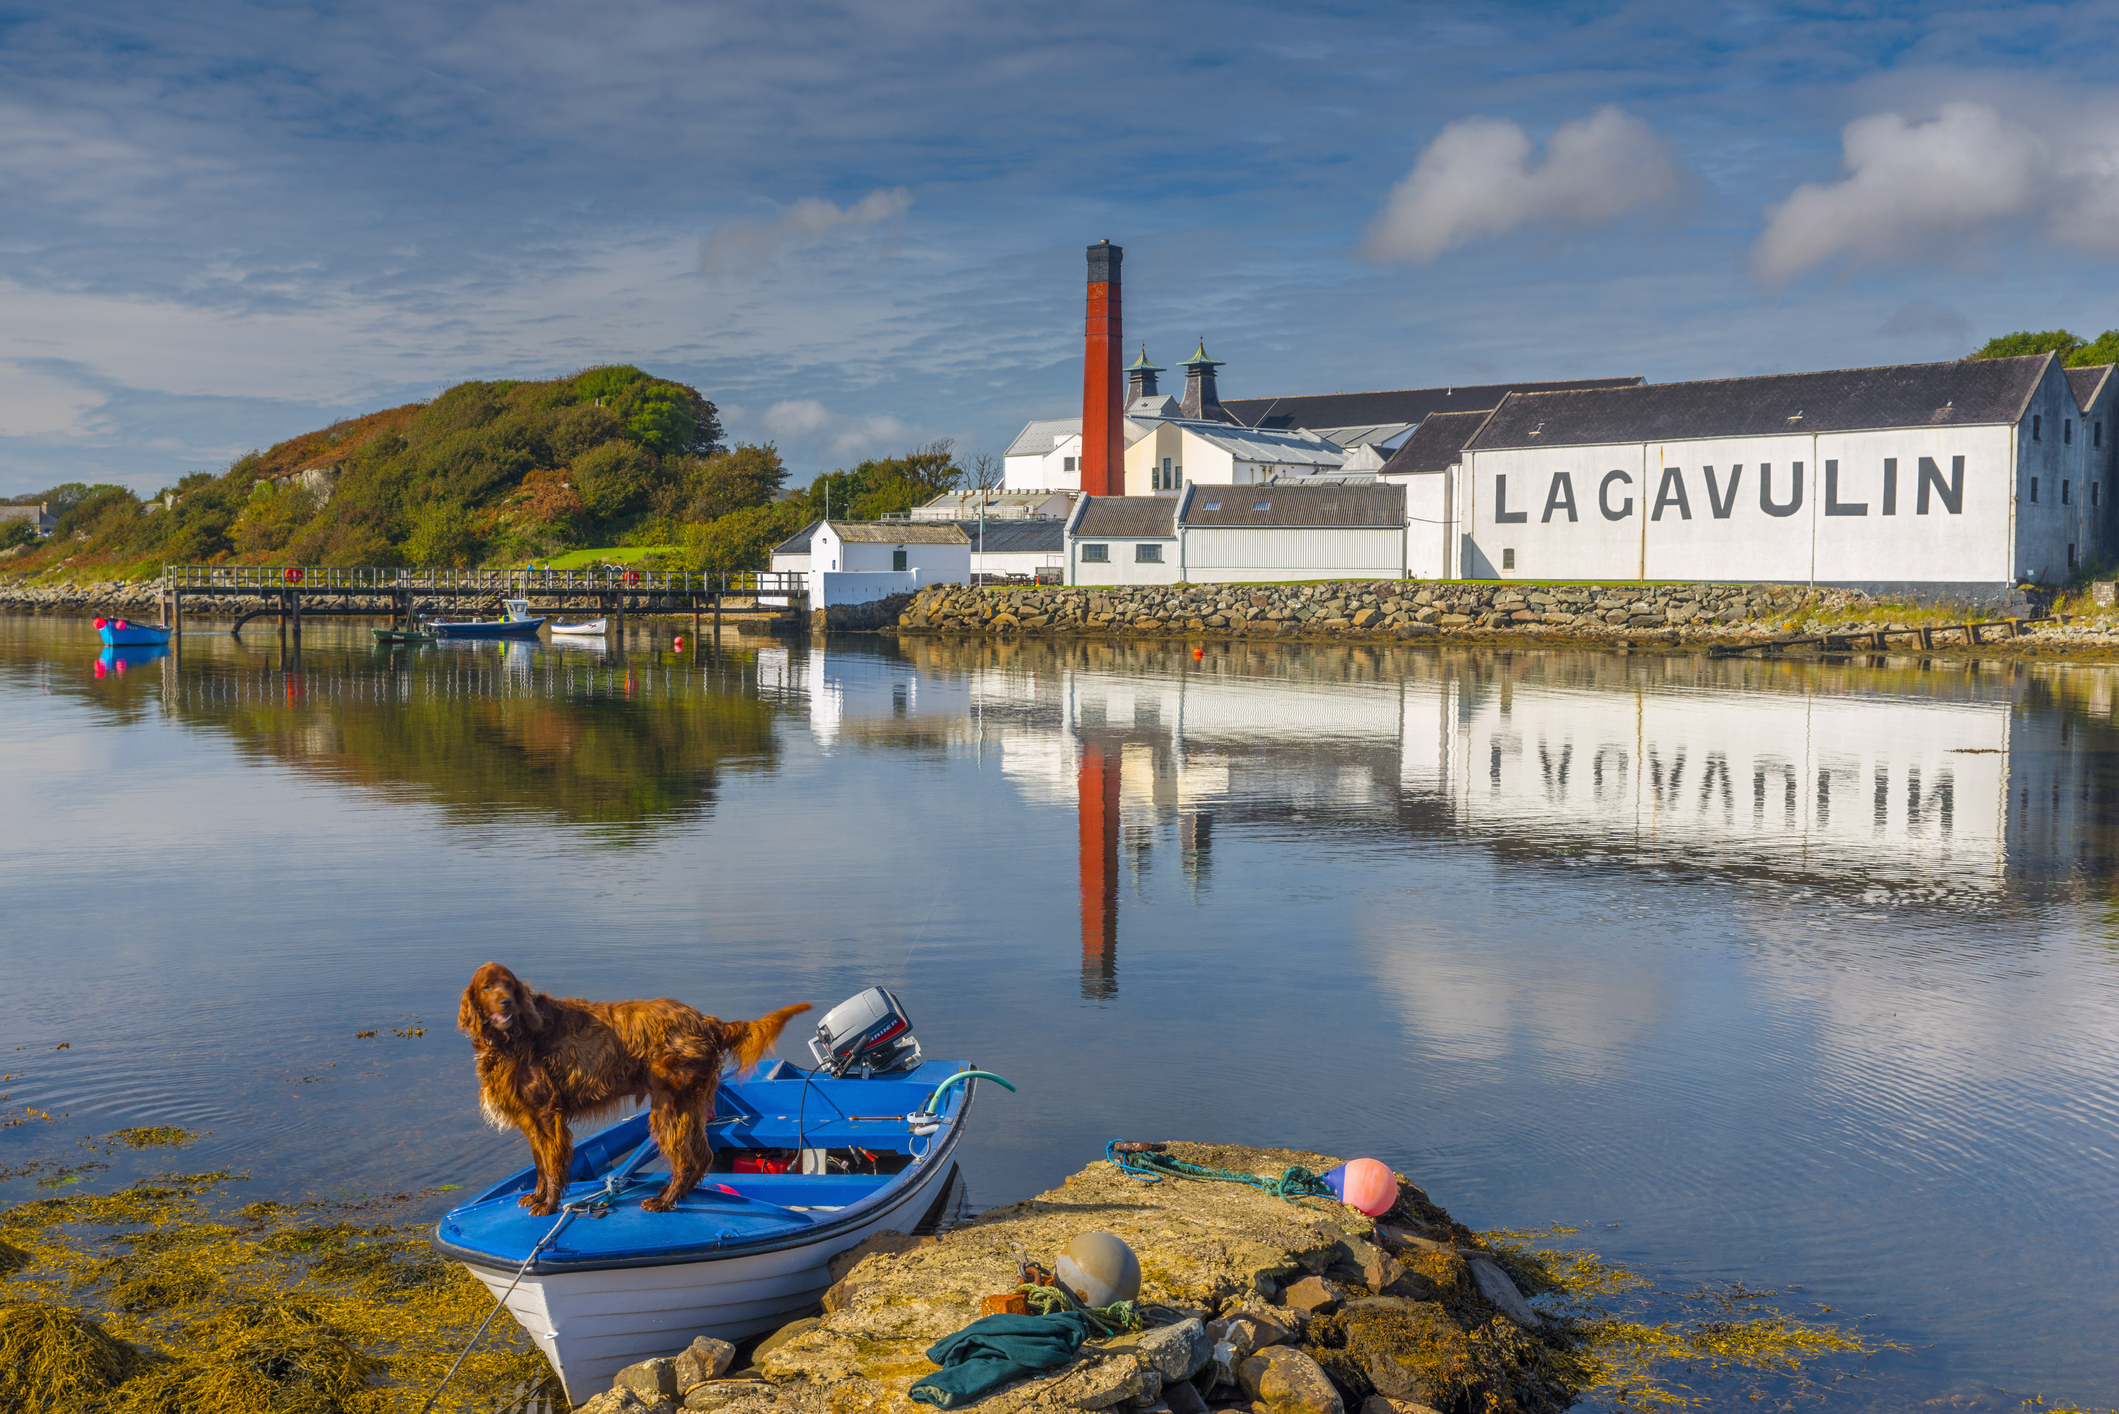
top-left (1502, 548), bottom-right (1516, 570)
top-left (2069, 543), bottom-right (2079, 569)
top-left (2034, 414), bottom-right (2043, 441)
top-left (1064, 456), bottom-right (1077, 471)
top-left (1081, 544), bottom-right (1109, 563)
top-left (2099, 421), bottom-right (2105, 448)
top-left (1253, 501), bottom-right (1271, 510)
top-left (2064, 480), bottom-right (2071, 505)
top-left (1203, 501), bottom-right (1222, 511)
top-left (2096, 483), bottom-right (2103, 507)
top-left (1135, 544), bottom-right (1162, 563)
top-left (892, 549), bottom-right (908, 571)
top-left (2066, 419), bottom-right (2074, 445)
top-left (2031, 477), bottom-right (2040, 503)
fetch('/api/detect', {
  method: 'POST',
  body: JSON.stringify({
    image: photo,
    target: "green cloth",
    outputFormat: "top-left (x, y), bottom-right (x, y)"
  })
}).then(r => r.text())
top-left (907, 1311), bottom-right (1096, 1408)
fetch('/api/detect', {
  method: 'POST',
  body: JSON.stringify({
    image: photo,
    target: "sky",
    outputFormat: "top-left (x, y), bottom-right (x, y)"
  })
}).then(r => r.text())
top-left (10, 0), bottom-right (2119, 497)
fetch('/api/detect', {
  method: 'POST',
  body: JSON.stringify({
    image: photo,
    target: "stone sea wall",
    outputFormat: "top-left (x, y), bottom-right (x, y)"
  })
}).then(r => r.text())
top-left (895, 579), bottom-right (1851, 645)
top-left (571, 1143), bottom-right (1579, 1414)
top-left (0, 578), bottom-right (163, 611)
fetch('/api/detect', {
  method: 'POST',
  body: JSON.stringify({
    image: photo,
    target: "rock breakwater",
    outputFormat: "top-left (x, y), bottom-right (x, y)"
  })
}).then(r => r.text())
top-left (896, 581), bottom-right (1840, 645)
top-left (571, 1143), bottom-right (1584, 1414)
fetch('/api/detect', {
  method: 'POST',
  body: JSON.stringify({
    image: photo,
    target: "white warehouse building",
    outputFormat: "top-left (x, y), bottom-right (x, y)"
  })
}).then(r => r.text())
top-left (1445, 353), bottom-right (2114, 603)
top-left (1066, 483), bottom-right (1408, 586)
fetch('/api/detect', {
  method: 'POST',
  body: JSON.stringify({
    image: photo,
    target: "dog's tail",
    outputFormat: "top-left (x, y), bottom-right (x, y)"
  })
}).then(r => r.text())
top-left (734, 1003), bottom-right (813, 1073)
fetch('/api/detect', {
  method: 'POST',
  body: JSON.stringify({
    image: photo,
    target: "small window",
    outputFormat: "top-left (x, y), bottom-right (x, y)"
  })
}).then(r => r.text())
top-left (1064, 456), bottom-right (1077, 471)
top-left (2096, 483), bottom-right (2103, 507)
top-left (1135, 544), bottom-right (1162, 563)
top-left (2031, 477), bottom-right (2040, 503)
top-left (892, 549), bottom-right (908, 571)
top-left (2098, 421), bottom-right (2105, 448)
top-left (1502, 548), bottom-right (1516, 570)
top-left (2064, 480), bottom-right (2071, 505)
top-left (1252, 501), bottom-right (1271, 510)
top-left (2069, 542), bottom-right (2078, 568)
top-left (1203, 501), bottom-right (1221, 511)
top-left (2034, 414), bottom-right (2043, 441)
top-left (2066, 419), bottom-right (2074, 445)
top-left (1081, 544), bottom-right (1109, 563)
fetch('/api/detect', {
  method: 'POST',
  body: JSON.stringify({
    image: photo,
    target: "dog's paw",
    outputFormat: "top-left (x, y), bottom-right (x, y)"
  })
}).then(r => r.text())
top-left (523, 1198), bottom-right (559, 1216)
top-left (640, 1195), bottom-right (674, 1213)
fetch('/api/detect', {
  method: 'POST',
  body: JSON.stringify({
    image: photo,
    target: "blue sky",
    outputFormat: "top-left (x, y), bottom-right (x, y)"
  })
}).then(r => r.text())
top-left (9, 0), bottom-right (2119, 496)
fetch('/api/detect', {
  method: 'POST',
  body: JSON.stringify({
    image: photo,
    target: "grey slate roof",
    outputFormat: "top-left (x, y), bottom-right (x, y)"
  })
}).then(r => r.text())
top-left (1220, 377), bottom-right (1643, 432)
top-left (1005, 418), bottom-right (1080, 457)
top-left (1467, 355), bottom-right (2054, 451)
top-left (950, 519), bottom-right (1066, 553)
top-left (1183, 483), bottom-right (1404, 528)
top-left (829, 521), bottom-right (969, 543)
top-left (1380, 409), bottom-right (1492, 475)
top-left (2067, 364), bottom-right (2113, 414)
top-left (1074, 497), bottom-right (1178, 538)
top-left (771, 519), bottom-right (823, 556)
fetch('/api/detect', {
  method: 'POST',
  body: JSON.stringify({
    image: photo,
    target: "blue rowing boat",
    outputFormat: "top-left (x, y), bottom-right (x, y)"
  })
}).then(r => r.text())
top-left (94, 617), bottom-right (171, 646)
top-left (434, 1045), bottom-right (1003, 1401)
top-left (430, 598), bottom-right (545, 638)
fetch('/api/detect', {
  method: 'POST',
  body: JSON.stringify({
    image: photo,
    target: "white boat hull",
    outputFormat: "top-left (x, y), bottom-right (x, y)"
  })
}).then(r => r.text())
top-left (464, 1158), bottom-right (959, 1401)
top-left (549, 619), bottom-right (608, 636)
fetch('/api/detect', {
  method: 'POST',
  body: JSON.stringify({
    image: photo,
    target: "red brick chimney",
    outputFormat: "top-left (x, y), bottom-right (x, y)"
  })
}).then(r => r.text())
top-left (1081, 241), bottom-right (1123, 496)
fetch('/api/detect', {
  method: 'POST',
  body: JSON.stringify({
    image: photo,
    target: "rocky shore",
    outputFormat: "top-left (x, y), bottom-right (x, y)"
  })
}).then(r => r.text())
top-left (570, 1143), bottom-right (1579, 1414)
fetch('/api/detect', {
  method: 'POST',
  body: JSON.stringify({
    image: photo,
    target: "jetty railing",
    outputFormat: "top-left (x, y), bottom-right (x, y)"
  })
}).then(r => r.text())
top-left (159, 565), bottom-right (807, 596)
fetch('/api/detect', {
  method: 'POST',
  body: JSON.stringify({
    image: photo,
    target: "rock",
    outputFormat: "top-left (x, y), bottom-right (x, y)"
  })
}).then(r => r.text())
top-left (1360, 1398), bottom-right (1442, 1414)
top-left (1165, 1378), bottom-right (1211, 1414)
top-left (1466, 1257), bottom-right (1540, 1328)
top-left (1132, 1318), bottom-right (1212, 1381)
top-left (1331, 1300), bottom-right (1475, 1407)
top-left (750, 1317), bottom-right (820, 1363)
top-left (675, 1335), bottom-right (735, 1388)
top-left (616, 1357), bottom-right (680, 1400)
top-left (1237, 1346), bottom-right (1343, 1414)
top-left (1048, 1353), bottom-right (1153, 1409)
top-left (578, 1386), bottom-right (672, 1414)
top-left (1280, 1276), bottom-right (1345, 1314)
top-left (826, 1230), bottom-right (931, 1286)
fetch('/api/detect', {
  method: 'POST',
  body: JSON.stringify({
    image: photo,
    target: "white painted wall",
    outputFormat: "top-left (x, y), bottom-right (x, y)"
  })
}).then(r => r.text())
top-left (1070, 538), bottom-right (1180, 586)
top-left (806, 525), bottom-right (969, 605)
top-left (1182, 527), bottom-right (1404, 582)
top-left (1004, 432), bottom-right (1084, 492)
top-left (1393, 471), bottom-right (1452, 579)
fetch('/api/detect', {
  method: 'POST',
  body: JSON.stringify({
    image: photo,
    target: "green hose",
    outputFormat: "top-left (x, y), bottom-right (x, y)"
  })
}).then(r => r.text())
top-left (924, 1069), bottom-right (1015, 1114)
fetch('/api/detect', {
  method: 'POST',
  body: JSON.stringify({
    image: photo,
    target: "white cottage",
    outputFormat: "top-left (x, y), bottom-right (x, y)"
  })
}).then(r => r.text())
top-left (1454, 353), bottom-right (2112, 602)
top-left (804, 521), bottom-right (970, 608)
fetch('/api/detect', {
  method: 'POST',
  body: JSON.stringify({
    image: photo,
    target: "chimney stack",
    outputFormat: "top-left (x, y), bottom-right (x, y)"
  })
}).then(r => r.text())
top-left (1081, 241), bottom-right (1123, 496)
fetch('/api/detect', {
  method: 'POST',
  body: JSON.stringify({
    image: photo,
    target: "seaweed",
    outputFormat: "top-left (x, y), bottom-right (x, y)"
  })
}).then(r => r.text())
top-left (0, 1301), bottom-right (142, 1413)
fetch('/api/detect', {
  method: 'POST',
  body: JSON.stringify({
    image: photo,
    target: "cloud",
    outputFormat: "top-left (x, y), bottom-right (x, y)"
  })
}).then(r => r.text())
top-left (701, 188), bottom-right (913, 277)
top-left (0, 362), bottom-right (106, 437)
top-left (755, 398), bottom-right (914, 459)
top-left (1362, 107), bottom-right (1681, 263)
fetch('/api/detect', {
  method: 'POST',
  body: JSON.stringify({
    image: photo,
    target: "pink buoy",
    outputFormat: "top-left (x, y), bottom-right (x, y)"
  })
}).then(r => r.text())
top-left (93, 617), bottom-right (108, 630)
top-left (114, 619), bottom-right (128, 630)
top-left (1323, 1157), bottom-right (1397, 1217)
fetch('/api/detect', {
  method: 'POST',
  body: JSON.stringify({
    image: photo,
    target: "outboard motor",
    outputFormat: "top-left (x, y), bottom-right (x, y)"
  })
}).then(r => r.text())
top-left (809, 987), bottom-right (922, 1077)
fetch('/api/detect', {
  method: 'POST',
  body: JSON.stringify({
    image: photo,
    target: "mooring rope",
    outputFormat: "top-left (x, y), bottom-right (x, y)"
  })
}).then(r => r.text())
top-left (1103, 1140), bottom-right (1333, 1207)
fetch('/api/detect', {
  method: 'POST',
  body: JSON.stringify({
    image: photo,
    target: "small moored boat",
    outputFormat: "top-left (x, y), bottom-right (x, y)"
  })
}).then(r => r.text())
top-left (548, 617), bottom-right (608, 636)
top-left (373, 626), bottom-right (438, 644)
top-left (93, 616), bottom-right (171, 647)
top-left (432, 991), bottom-right (1002, 1402)
top-left (430, 598), bottom-right (545, 638)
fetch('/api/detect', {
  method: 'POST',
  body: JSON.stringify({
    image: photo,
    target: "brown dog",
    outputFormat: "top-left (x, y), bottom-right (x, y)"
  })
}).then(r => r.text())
top-left (458, 962), bottom-right (811, 1215)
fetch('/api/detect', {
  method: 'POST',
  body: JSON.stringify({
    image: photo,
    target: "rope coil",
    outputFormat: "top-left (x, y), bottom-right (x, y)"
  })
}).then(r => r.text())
top-left (1103, 1140), bottom-right (1333, 1207)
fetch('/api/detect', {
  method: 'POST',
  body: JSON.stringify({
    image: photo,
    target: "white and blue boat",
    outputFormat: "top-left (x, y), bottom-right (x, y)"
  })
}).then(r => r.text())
top-left (94, 616), bottom-right (172, 646)
top-left (433, 993), bottom-right (1004, 1401)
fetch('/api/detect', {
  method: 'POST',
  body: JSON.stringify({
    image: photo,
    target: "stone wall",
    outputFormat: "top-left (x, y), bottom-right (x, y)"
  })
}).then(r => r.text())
top-left (896, 579), bottom-right (1875, 644)
top-left (0, 578), bottom-right (162, 611)
top-left (807, 592), bottom-right (916, 633)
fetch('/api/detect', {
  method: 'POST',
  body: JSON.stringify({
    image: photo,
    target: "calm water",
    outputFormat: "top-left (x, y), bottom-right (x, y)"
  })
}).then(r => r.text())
top-left (3, 615), bottom-right (2116, 1409)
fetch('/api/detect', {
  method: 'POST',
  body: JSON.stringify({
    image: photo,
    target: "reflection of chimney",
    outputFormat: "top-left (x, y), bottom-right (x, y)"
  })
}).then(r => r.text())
top-left (1181, 339), bottom-right (1225, 421)
top-left (1126, 346), bottom-right (1164, 403)
top-left (1081, 242), bottom-right (1123, 497)
top-left (1180, 810), bottom-right (1212, 891)
top-left (1078, 741), bottom-right (1119, 1000)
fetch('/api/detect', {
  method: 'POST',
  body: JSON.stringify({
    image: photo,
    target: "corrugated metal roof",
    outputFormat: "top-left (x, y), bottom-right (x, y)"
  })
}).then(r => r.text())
top-left (1381, 409), bottom-right (1491, 475)
top-left (1220, 377), bottom-right (1644, 432)
top-left (1303, 422), bottom-right (1418, 449)
top-left (2067, 363), bottom-right (2113, 414)
top-left (1074, 497), bottom-right (1178, 537)
top-left (827, 521), bottom-right (969, 543)
top-left (1180, 421), bottom-right (1345, 467)
top-left (1468, 356), bottom-right (2053, 451)
top-left (951, 519), bottom-right (1067, 552)
top-left (1182, 483), bottom-right (1404, 528)
top-left (1005, 418), bottom-right (1081, 457)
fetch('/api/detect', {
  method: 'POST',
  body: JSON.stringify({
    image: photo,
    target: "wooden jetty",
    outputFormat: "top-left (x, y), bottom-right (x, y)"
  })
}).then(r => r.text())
top-left (156, 564), bottom-right (807, 640)
top-left (1716, 612), bottom-right (2072, 657)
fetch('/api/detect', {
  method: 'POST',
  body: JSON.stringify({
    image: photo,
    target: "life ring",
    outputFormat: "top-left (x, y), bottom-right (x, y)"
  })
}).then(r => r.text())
top-left (284, 566), bottom-right (304, 584)
top-left (625, 570), bottom-right (640, 587)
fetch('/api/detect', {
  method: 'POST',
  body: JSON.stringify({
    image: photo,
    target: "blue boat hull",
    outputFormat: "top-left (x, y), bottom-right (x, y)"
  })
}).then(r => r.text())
top-left (430, 618), bottom-right (544, 637)
top-left (97, 624), bottom-right (172, 646)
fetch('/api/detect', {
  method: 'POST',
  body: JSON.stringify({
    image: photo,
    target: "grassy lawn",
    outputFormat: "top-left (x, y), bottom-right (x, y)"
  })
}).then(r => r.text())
top-left (530, 545), bottom-right (680, 570)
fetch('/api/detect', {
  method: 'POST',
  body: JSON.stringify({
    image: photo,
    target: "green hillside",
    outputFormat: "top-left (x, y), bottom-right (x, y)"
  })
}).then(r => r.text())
top-left (1, 365), bottom-right (968, 577)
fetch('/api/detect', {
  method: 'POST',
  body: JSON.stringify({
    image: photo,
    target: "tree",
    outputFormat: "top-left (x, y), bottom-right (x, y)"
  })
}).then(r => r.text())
top-left (1967, 328), bottom-right (2119, 367)
top-left (682, 444), bottom-right (788, 522)
top-left (794, 439), bottom-right (962, 521)
top-left (966, 450), bottom-right (1003, 492)
top-left (402, 500), bottom-right (482, 567)
top-left (681, 502), bottom-right (808, 573)
top-left (569, 440), bottom-right (659, 520)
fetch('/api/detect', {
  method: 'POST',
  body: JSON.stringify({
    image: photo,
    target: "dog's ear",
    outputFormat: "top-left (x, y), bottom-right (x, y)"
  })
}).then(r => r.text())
top-left (458, 976), bottom-right (486, 1039)
top-left (517, 980), bottom-right (547, 1033)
